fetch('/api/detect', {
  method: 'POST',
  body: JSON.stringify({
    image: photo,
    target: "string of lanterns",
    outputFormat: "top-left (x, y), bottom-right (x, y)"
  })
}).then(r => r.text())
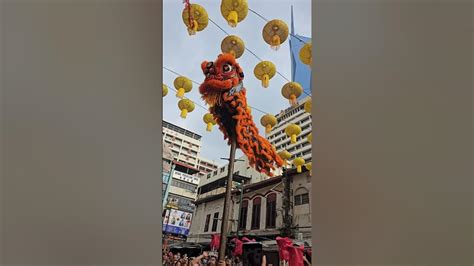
top-left (170, 0), bottom-right (313, 173)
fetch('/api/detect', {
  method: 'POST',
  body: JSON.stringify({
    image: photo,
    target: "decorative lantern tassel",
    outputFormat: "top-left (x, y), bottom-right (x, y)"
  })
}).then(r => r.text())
top-left (227, 11), bottom-right (238, 27)
top-left (206, 122), bottom-right (213, 132)
top-left (289, 94), bottom-right (297, 106)
top-left (176, 88), bottom-right (185, 98)
top-left (262, 74), bottom-right (269, 88)
top-left (291, 134), bottom-right (297, 143)
top-left (297, 165), bottom-right (302, 173)
top-left (187, 20), bottom-right (199, 35)
top-left (180, 109), bottom-right (188, 118)
top-left (265, 124), bottom-right (272, 134)
top-left (271, 35), bottom-right (281, 50)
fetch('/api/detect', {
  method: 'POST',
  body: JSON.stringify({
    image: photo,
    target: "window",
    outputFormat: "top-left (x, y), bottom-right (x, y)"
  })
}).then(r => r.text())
top-left (211, 212), bottom-right (219, 232)
top-left (294, 192), bottom-right (310, 206)
top-left (220, 167), bottom-right (225, 173)
top-left (204, 214), bottom-right (211, 232)
top-left (207, 173), bottom-right (211, 179)
top-left (239, 200), bottom-right (248, 230)
top-left (251, 197), bottom-right (261, 229)
top-left (266, 193), bottom-right (277, 228)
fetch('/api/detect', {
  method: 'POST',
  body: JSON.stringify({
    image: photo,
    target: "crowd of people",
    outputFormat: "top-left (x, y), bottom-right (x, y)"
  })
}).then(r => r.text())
top-left (162, 251), bottom-right (266, 266)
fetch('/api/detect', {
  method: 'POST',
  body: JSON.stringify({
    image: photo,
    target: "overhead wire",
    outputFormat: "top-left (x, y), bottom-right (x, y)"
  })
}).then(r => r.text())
top-left (163, 66), bottom-right (270, 115)
top-left (208, 15), bottom-right (311, 97)
top-left (163, 4), bottom-right (313, 119)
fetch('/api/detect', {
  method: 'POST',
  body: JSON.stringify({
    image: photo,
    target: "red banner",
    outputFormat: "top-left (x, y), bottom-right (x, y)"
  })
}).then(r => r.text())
top-left (210, 234), bottom-right (220, 250)
top-left (231, 237), bottom-right (243, 256)
top-left (276, 236), bottom-right (293, 261)
top-left (288, 245), bottom-right (305, 266)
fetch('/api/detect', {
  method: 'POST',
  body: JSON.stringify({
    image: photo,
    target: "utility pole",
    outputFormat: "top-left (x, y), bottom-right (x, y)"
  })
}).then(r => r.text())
top-left (281, 168), bottom-right (294, 238)
top-left (236, 181), bottom-right (244, 237)
top-left (218, 137), bottom-right (237, 263)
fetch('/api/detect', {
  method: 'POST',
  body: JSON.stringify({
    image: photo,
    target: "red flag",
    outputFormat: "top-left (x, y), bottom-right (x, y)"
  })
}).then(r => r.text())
top-left (231, 237), bottom-right (244, 256)
top-left (276, 236), bottom-right (293, 261)
top-left (210, 234), bottom-right (220, 250)
top-left (288, 245), bottom-right (305, 266)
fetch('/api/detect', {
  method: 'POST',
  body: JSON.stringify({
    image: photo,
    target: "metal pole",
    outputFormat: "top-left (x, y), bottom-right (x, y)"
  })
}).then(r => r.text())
top-left (218, 137), bottom-right (237, 262)
top-left (236, 182), bottom-right (243, 237)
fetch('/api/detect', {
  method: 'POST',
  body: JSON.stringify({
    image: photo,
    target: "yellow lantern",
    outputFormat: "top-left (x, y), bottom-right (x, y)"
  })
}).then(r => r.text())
top-left (278, 150), bottom-right (292, 165)
top-left (203, 113), bottom-right (217, 132)
top-left (182, 3), bottom-right (209, 35)
top-left (163, 84), bottom-right (168, 97)
top-left (260, 114), bottom-right (277, 134)
top-left (178, 99), bottom-right (195, 118)
top-left (293, 157), bottom-right (305, 173)
top-left (304, 98), bottom-right (312, 113)
top-left (285, 123), bottom-right (301, 144)
top-left (221, 35), bottom-right (245, 59)
top-left (262, 19), bottom-right (289, 50)
top-left (305, 162), bottom-right (312, 175)
top-left (220, 0), bottom-right (248, 28)
top-left (254, 61), bottom-right (276, 88)
top-left (281, 82), bottom-right (303, 106)
top-left (299, 42), bottom-right (312, 67)
top-left (307, 132), bottom-right (312, 143)
top-left (174, 76), bottom-right (192, 99)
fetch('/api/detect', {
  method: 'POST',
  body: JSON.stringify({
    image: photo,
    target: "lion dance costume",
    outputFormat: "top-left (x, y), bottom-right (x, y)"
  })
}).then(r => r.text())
top-left (199, 53), bottom-right (284, 176)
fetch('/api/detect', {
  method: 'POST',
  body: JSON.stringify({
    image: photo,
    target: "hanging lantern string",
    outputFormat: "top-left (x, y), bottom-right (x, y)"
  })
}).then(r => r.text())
top-left (163, 66), bottom-right (202, 86)
top-left (208, 17), bottom-right (312, 98)
top-left (165, 83), bottom-right (209, 112)
top-left (183, 0), bottom-right (194, 31)
top-left (248, 8), bottom-right (308, 45)
top-left (163, 66), bottom-right (270, 115)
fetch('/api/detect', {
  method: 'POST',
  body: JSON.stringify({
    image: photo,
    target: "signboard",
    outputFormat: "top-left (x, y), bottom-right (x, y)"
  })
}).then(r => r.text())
top-left (172, 171), bottom-right (199, 185)
top-left (166, 194), bottom-right (195, 213)
top-left (163, 209), bottom-right (193, 236)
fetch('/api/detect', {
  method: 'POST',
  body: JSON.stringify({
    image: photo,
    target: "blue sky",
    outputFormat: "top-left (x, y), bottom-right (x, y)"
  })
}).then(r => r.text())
top-left (163, 0), bottom-right (311, 166)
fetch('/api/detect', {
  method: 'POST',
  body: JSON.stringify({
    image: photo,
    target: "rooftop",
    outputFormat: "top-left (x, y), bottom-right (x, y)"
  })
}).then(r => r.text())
top-left (163, 120), bottom-right (202, 141)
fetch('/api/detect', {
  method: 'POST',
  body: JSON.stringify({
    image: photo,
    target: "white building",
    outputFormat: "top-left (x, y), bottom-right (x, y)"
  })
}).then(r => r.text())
top-left (162, 121), bottom-right (218, 242)
top-left (268, 96), bottom-right (312, 163)
top-left (162, 120), bottom-right (218, 178)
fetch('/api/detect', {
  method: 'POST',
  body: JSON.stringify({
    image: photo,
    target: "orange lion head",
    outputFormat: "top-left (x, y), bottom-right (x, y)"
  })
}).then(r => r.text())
top-left (199, 53), bottom-right (244, 106)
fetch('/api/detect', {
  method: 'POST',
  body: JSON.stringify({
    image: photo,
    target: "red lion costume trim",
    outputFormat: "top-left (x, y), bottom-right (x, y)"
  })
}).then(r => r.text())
top-left (199, 53), bottom-right (284, 176)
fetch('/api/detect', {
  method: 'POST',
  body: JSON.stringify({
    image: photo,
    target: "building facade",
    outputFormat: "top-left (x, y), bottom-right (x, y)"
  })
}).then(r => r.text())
top-left (163, 120), bottom-right (218, 179)
top-left (187, 168), bottom-right (312, 244)
top-left (162, 121), bottom-right (218, 242)
top-left (268, 96), bottom-right (312, 163)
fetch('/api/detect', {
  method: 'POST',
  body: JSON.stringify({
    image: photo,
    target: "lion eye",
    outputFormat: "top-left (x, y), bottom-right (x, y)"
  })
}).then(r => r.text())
top-left (222, 64), bottom-right (233, 73)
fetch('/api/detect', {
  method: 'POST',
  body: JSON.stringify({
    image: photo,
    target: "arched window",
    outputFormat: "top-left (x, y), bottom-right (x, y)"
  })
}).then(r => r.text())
top-left (239, 200), bottom-right (248, 230)
top-left (294, 187), bottom-right (309, 206)
top-left (251, 197), bottom-right (261, 229)
top-left (266, 193), bottom-right (277, 228)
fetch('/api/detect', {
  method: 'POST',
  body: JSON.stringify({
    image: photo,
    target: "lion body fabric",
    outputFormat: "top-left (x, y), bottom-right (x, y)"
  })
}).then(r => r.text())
top-left (199, 53), bottom-right (284, 176)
